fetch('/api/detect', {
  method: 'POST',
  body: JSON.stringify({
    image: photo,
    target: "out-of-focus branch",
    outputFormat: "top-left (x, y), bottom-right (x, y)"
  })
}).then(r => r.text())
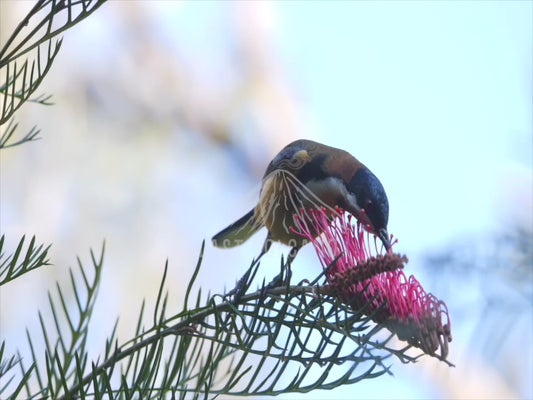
top-left (0, 0), bottom-right (107, 148)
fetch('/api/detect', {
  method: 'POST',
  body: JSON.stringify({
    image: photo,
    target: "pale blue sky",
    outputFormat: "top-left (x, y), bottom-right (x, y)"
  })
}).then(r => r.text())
top-left (275, 2), bottom-right (532, 252)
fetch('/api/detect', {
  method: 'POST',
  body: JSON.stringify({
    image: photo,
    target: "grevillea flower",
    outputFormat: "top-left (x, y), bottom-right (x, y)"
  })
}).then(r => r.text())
top-left (291, 207), bottom-right (452, 361)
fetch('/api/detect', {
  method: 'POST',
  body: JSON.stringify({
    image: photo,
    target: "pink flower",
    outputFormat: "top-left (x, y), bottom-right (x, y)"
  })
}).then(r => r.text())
top-left (292, 207), bottom-right (452, 360)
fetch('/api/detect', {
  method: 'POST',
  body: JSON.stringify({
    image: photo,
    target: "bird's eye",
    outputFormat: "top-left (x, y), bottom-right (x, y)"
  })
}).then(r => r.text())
top-left (288, 150), bottom-right (310, 169)
top-left (289, 156), bottom-right (304, 168)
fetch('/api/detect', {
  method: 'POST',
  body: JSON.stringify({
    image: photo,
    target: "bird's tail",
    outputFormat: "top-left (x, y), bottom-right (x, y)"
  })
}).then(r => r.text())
top-left (212, 209), bottom-right (263, 248)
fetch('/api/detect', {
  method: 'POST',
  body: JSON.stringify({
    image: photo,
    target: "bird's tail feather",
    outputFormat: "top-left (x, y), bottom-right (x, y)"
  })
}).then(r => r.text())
top-left (212, 209), bottom-right (263, 248)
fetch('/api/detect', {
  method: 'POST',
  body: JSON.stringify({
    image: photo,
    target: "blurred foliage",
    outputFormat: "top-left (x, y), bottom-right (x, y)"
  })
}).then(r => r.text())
top-left (424, 224), bottom-right (533, 395)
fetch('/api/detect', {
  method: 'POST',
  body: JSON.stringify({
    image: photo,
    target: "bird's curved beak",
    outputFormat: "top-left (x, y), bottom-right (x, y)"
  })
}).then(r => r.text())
top-left (378, 228), bottom-right (391, 252)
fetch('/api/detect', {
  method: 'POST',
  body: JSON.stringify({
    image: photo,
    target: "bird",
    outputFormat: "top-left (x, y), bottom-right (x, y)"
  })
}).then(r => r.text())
top-left (212, 139), bottom-right (390, 259)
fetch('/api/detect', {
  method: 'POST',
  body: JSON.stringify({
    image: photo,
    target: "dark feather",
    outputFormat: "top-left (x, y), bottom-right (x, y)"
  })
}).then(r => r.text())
top-left (212, 209), bottom-right (263, 248)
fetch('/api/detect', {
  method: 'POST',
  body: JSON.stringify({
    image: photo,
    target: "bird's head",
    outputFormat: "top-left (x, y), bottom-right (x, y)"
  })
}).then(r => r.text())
top-left (347, 167), bottom-right (390, 250)
top-left (264, 139), bottom-right (313, 177)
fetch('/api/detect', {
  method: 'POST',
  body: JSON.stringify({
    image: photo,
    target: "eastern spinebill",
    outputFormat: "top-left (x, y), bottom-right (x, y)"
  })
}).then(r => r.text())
top-left (212, 139), bottom-right (391, 257)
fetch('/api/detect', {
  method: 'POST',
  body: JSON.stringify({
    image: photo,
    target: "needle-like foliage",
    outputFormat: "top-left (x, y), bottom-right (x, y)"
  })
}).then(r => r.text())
top-left (4, 241), bottom-right (431, 400)
top-left (0, 0), bottom-right (107, 148)
top-left (0, 235), bottom-right (51, 287)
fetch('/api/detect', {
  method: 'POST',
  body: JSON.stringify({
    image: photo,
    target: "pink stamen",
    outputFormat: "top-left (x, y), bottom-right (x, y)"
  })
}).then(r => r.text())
top-left (291, 207), bottom-right (452, 360)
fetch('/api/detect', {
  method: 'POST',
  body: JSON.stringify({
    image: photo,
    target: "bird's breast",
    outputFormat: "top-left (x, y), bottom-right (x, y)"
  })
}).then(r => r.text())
top-left (254, 173), bottom-right (362, 246)
top-left (304, 177), bottom-right (359, 210)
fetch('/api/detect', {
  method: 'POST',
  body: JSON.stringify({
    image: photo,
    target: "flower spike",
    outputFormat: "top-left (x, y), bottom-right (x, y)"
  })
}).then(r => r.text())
top-left (292, 207), bottom-right (452, 361)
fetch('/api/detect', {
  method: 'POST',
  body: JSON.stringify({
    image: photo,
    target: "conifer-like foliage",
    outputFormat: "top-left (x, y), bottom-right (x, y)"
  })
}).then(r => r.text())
top-left (0, 0), bottom-right (106, 148)
top-left (2, 240), bottom-right (420, 399)
top-left (0, 2), bottom-right (449, 399)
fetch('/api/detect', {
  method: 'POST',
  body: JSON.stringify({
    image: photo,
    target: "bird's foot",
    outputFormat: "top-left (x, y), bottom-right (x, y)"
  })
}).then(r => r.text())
top-left (265, 246), bottom-right (299, 289)
top-left (224, 245), bottom-right (269, 303)
top-left (224, 266), bottom-right (250, 303)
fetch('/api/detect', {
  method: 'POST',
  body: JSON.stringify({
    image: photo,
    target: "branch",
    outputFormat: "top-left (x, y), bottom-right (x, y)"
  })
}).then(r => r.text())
top-left (10, 240), bottom-right (444, 399)
top-left (0, 235), bottom-right (51, 287)
top-left (0, 120), bottom-right (41, 149)
top-left (0, 0), bottom-right (108, 148)
top-left (54, 243), bottom-right (420, 399)
top-left (0, 0), bottom-right (107, 67)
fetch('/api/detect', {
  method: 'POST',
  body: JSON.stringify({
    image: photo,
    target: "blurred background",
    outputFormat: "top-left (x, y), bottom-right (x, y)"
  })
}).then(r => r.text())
top-left (1, 1), bottom-right (531, 398)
